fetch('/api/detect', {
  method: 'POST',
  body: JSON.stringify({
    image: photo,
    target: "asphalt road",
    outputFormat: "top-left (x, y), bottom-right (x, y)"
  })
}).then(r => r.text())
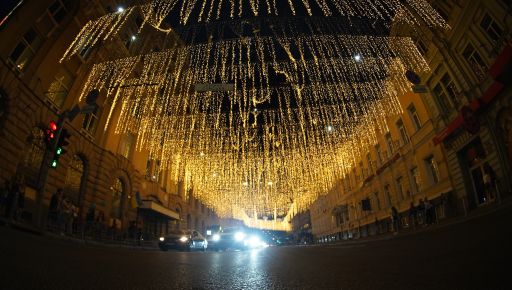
top-left (1, 208), bottom-right (511, 290)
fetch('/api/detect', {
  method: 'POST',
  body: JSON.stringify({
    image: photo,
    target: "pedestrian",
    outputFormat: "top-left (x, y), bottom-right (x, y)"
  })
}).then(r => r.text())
top-left (15, 177), bottom-right (25, 221)
top-left (95, 210), bottom-right (105, 239)
top-left (483, 164), bottom-right (497, 201)
top-left (408, 202), bottom-right (416, 229)
top-left (418, 199), bottom-right (425, 225)
top-left (391, 206), bottom-right (400, 233)
top-left (5, 175), bottom-right (21, 221)
top-left (48, 188), bottom-right (63, 230)
top-left (85, 203), bottom-right (96, 235)
top-left (0, 180), bottom-right (10, 216)
top-left (424, 198), bottom-right (433, 226)
top-left (61, 196), bottom-right (73, 235)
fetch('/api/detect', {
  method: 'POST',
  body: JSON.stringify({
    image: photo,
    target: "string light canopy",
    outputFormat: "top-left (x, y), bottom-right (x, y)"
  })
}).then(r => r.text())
top-left (61, 0), bottom-right (445, 221)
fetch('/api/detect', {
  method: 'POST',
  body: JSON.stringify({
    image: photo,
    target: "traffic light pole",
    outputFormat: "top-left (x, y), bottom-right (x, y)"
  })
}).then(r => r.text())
top-left (34, 116), bottom-right (66, 228)
top-left (33, 90), bottom-right (99, 228)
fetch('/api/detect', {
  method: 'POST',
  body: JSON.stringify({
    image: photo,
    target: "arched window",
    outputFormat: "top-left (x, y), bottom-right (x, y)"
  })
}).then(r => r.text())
top-left (65, 155), bottom-right (84, 204)
top-left (23, 127), bottom-right (46, 177)
top-left (111, 178), bottom-right (124, 220)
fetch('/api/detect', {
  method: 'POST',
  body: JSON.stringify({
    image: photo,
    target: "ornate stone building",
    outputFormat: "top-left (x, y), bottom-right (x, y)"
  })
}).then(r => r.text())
top-left (311, 0), bottom-right (512, 242)
top-left (0, 0), bottom-right (218, 239)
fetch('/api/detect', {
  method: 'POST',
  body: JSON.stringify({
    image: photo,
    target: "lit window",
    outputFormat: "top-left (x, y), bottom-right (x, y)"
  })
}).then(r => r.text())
top-left (118, 133), bottom-right (134, 159)
top-left (8, 28), bottom-right (42, 72)
top-left (82, 106), bottom-right (100, 136)
top-left (23, 127), bottom-right (46, 174)
top-left (46, 67), bottom-right (73, 108)
top-left (425, 156), bottom-right (440, 184)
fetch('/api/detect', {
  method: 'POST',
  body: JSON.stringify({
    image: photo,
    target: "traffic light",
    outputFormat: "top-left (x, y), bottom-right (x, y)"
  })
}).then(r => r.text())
top-left (50, 128), bottom-right (70, 168)
top-left (45, 120), bottom-right (58, 148)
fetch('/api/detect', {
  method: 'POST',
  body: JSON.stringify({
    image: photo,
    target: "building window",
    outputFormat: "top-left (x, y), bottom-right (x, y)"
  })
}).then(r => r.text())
top-left (396, 119), bottom-right (409, 146)
top-left (375, 144), bottom-right (382, 164)
top-left (373, 192), bottom-right (381, 211)
top-left (111, 178), bottom-right (124, 221)
top-left (415, 38), bottom-right (429, 56)
top-left (480, 13), bottom-right (503, 44)
top-left (366, 153), bottom-right (373, 174)
top-left (411, 167), bottom-right (422, 193)
top-left (396, 176), bottom-right (405, 201)
top-left (82, 107), bottom-right (100, 135)
top-left (425, 156), bottom-right (440, 184)
top-left (23, 127), bottom-right (46, 174)
top-left (384, 185), bottom-right (392, 208)
top-left (145, 159), bottom-right (153, 179)
top-left (66, 155), bottom-right (84, 203)
top-left (46, 67), bottom-right (73, 108)
top-left (8, 28), bottom-right (42, 72)
top-left (462, 42), bottom-right (487, 81)
top-left (433, 73), bottom-right (460, 112)
top-left (385, 132), bottom-right (394, 154)
top-left (119, 133), bottom-right (134, 159)
top-left (407, 104), bottom-right (422, 131)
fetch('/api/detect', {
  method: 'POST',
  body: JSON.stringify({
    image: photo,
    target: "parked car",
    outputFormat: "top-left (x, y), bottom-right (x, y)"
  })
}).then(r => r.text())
top-left (159, 230), bottom-right (207, 252)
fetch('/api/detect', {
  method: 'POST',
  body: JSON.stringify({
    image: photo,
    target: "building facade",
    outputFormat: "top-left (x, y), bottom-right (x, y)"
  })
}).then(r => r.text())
top-left (0, 0), bottom-right (218, 239)
top-left (311, 0), bottom-right (512, 242)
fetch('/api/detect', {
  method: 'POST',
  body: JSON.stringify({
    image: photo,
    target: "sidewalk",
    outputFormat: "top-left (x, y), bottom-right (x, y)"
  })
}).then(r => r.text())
top-left (316, 196), bottom-right (512, 247)
top-left (0, 217), bottom-right (158, 251)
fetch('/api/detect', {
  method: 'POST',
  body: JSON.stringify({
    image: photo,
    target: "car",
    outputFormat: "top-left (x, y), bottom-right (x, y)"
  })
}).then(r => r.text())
top-left (158, 230), bottom-right (208, 252)
top-left (207, 227), bottom-right (248, 251)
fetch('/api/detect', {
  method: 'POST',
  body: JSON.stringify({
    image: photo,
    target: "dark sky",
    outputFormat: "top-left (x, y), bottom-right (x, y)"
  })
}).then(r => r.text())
top-left (0, 0), bottom-right (22, 24)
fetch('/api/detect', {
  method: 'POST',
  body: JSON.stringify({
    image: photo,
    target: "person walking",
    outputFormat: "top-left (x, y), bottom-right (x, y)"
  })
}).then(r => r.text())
top-left (424, 198), bottom-right (433, 226)
top-left (408, 202), bottom-right (417, 229)
top-left (418, 199), bottom-right (425, 225)
top-left (483, 164), bottom-right (497, 202)
top-left (48, 188), bottom-right (63, 230)
top-left (15, 179), bottom-right (25, 221)
top-left (391, 206), bottom-right (400, 233)
top-left (0, 180), bottom-right (10, 216)
top-left (85, 203), bottom-right (96, 235)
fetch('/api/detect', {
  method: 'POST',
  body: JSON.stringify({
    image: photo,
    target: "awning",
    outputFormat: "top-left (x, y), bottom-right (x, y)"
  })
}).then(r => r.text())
top-left (139, 200), bottom-right (180, 220)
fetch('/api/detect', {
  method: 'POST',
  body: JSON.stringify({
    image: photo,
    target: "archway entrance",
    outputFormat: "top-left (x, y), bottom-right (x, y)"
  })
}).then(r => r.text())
top-left (110, 178), bottom-right (125, 230)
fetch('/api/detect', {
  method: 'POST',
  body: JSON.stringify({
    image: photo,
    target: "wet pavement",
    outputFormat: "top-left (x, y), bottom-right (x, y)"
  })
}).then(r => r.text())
top-left (1, 207), bottom-right (511, 290)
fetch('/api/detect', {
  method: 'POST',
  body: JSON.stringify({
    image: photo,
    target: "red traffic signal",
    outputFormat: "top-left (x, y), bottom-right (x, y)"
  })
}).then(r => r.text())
top-left (49, 120), bottom-right (57, 131)
top-left (45, 120), bottom-right (58, 147)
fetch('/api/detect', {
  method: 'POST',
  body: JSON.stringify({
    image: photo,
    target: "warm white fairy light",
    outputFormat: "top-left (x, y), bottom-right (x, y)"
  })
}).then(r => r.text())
top-left (60, 0), bottom-right (447, 220)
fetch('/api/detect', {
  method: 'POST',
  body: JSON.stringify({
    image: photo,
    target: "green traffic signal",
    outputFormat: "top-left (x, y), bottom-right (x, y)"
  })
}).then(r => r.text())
top-left (50, 160), bottom-right (58, 168)
top-left (56, 147), bottom-right (63, 155)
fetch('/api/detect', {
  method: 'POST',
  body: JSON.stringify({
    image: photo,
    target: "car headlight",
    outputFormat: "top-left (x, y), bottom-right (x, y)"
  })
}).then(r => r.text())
top-left (235, 232), bottom-right (246, 241)
top-left (159, 237), bottom-right (165, 242)
top-left (246, 236), bottom-right (261, 248)
top-left (212, 234), bottom-right (220, 241)
top-left (179, 236), bottom-right (189, 242)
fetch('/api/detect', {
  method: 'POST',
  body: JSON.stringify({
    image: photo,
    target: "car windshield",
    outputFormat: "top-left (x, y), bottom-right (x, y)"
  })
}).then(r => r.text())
top-left (222, 227), bottom-right (242, 234)
top-left (168, 230), bottom-right (189, 236)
